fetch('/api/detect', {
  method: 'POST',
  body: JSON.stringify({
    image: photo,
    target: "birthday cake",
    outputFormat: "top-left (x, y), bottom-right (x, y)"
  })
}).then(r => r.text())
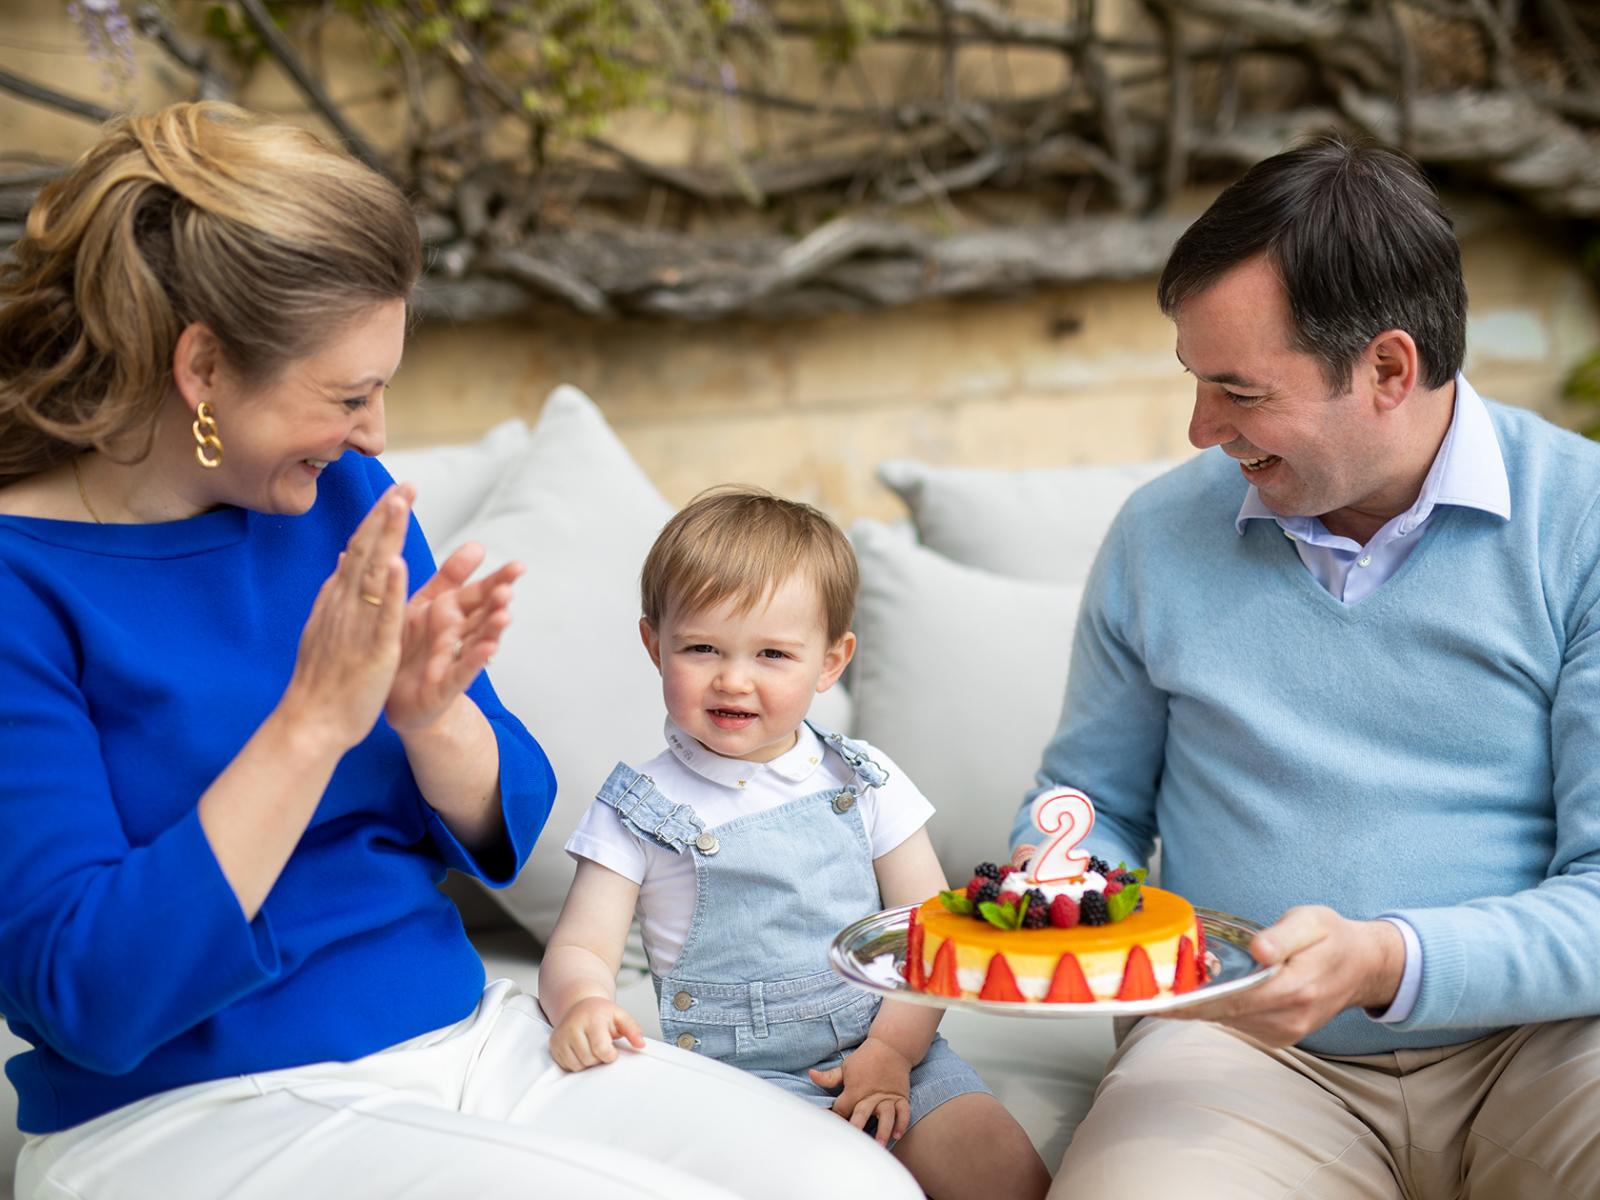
top-left (907, 790), bottom-right (1208, 1002)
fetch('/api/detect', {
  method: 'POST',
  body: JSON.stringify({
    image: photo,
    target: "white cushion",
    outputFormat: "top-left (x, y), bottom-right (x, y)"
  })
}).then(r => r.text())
top-left (876, 458), bottom-right (1179, 585)
top-left (847, 520), bottom-right (1082, 887)
top-left (382, 418), bottom-right (530, 547)
top-left (442, 386), bottom-right (850, 944)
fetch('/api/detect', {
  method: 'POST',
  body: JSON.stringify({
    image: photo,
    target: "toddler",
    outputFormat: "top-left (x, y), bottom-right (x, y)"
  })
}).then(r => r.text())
top-left (539, 487), bottom-right (1049, 1199)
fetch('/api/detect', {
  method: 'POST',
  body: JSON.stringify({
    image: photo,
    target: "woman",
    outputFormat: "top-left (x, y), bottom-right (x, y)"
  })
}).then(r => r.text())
top-left (0, 103), bottom-right (922, 1200)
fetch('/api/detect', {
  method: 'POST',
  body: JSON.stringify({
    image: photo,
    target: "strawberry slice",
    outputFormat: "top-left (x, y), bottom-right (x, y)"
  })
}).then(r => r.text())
top-left (926, 939), bottom-right (961, 997)
top-left (905, 910), bottom-right (926, 989)
top-left (1172, 935), bottom-right (1200, 993)
top-left (1116, 944), bottom-right (1159, 1001)
top-left (1195, 916), bottom-right (1207, 968)
top-left (979, 952), bottom-right (1025, 1001)
top-left (1044, 952), bottom-right (1095, 1002)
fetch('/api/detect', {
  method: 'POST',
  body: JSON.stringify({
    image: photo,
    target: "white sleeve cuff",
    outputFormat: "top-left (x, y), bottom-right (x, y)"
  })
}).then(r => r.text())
top-left (1368, 916), bottom-right (1423, 1023)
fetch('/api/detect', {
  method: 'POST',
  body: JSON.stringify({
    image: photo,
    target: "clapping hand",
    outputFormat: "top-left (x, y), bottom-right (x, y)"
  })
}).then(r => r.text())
top-left (384, 539), bottom-right (522, 734)
top-left (808, 1036), bottom-right (913, 1146)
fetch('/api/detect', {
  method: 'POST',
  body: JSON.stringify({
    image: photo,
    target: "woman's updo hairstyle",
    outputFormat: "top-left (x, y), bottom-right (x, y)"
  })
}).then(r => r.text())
top-left (0, 101), bottom-right (421, 484)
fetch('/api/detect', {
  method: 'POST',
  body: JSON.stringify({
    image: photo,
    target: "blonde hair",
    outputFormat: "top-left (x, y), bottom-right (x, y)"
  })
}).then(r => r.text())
top-left (0, 102), bottom-right (421, 484)
top-left (641, 486), bottom-right (858, 644)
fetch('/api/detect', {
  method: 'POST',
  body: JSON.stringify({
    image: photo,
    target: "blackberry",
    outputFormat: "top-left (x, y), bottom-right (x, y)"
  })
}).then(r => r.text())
top-left (974, 862), bottom-right (1002, 880)
top-left (1079, 891), bottom-right (1111, 926)
top-left (1020, 889), bottom-right (1050, 929)
top-left (973, 879), bottom-right (1001, 907)
top-left (1088, 856), bottom-right (1111, 877)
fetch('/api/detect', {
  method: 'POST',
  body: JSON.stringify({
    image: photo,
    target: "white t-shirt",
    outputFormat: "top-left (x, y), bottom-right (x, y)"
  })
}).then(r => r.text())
top-left (566, 721), bottom-right (934, 975)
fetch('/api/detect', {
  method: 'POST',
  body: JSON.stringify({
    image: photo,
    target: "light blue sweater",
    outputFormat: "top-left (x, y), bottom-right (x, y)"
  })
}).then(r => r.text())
top-left (1014, 398), bottom-right (1600, 1054)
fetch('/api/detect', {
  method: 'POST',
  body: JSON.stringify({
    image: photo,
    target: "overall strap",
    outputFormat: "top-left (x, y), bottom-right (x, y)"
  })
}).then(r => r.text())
top-left (804, 720), bottom-right (890, 790)
top-left (595, 762), bottom-right (706, 854)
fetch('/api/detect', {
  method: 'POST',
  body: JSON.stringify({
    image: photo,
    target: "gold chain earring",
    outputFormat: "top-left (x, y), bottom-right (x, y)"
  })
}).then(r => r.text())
top-left (192, 401), bottom-right (223, 469)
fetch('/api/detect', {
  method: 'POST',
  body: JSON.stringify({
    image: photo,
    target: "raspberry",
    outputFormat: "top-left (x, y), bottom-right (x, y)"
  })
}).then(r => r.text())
top-left (974, 862), bottom-right (1001, 880)
top-left (1049, 895), bottom-right (1080, 928)
top-left (1079, 891), bottom-right (1110, 926)
top-left (1019, 890), bottom-right (1049, 929)
top-left (1103, 878), bottom-right (1124, 896)
top-left (997, 863), bottom-right (1017, 879)
top-left (997, 890), bottom-right (1024, 910)
top-left (1088, 856), bottom-right (1111, 877)
top-left (965, 875), bottom-right (986, 901)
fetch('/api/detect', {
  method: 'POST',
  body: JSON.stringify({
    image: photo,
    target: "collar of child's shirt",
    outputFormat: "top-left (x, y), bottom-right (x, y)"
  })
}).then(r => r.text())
top-left (663, 719), bottom-right (830, 789)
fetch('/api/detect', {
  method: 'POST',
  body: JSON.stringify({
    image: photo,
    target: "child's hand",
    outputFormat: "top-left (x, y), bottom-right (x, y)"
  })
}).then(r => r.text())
top-left (549, 997), bottom-right (646, 1072)
top-left (808, 1037), bottom-right (913, 1146)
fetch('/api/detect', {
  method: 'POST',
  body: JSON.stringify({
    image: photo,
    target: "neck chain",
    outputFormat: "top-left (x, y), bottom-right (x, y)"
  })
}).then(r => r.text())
top-left (71, 456), bottom-right (105, 525)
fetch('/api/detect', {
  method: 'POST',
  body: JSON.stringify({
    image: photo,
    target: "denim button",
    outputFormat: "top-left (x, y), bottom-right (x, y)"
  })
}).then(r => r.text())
top-left (695, 831), bottom-right (720, 854)
top-left (673, 990), bottom-right (694, 1011)
top-left (833, 792), bottom-right (855, 813)
top-left (676, 1032), bottom-right (699, 1051)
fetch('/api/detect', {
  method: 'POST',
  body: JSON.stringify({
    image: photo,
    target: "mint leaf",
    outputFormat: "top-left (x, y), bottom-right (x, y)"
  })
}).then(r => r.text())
top-left (938, 889), bottom-right (973, 916)
top-left (1106, 880), bottom-right (1142, 923)
top-left (978, 900), bottom-right (1022, 930)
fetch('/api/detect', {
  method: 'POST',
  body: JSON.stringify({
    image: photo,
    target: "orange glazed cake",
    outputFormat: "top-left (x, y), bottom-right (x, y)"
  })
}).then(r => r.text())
top-left (906, 859), bottom-right (1209, 1003)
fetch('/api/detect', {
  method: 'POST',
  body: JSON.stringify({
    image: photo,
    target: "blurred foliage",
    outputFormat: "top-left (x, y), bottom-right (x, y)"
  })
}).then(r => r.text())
top-left (1564, 237), bottom-right (1600, 440)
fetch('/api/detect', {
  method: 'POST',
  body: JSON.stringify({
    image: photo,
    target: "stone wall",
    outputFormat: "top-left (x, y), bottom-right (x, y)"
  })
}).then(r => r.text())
top-left (391, 220), bottom-right (1600, 520)
top-left (4, 0), bottom-right (1598, 521)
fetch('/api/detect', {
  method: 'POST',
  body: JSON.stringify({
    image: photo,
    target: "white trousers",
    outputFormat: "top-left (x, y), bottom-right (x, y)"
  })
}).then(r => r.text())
top-left (17, 980), bottom-right (923, 1200)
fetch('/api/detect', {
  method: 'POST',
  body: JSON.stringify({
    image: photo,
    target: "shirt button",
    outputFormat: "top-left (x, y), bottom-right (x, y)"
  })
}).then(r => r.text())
top-left (675, 1032), bottom-right (698, 1051)
top-left (673, 991), bottom-right (694, 1011)
top-left (833, 792), bottom-right (856, 813)
top-left (1357, 554), bottom-right (1372, 567)
top-left (695, 831), bottom-right (720, 855)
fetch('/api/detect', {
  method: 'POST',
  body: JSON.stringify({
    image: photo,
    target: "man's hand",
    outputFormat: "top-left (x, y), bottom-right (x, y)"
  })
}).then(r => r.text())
top-left (1167, 905), bottom-right (1405, 1047)
top-left (808, 1036), bottom-right (914, 1145)
top-left (548, 996), bottom-right (645, 1072)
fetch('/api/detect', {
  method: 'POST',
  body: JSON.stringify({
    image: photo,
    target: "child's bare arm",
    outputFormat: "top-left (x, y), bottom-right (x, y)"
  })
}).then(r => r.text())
top-left (809, 827), bottom-right (948, 1141)
top-left (539, 860), bottom-right (646, 1070)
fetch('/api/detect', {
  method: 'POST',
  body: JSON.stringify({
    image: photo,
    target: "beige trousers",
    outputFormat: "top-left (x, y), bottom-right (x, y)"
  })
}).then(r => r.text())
top-left (16, 980), bottom-right (923, 1200)
top-left (1052, 1016), bottom-right (1600, 1200)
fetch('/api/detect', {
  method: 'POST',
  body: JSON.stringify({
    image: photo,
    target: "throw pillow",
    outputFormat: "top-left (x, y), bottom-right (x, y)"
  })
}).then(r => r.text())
top-left (440, 386), bottom-right (851, 944)
top-left (876, 457), bottom-right (1179, 585)
top-left (847, 519), bottom-right (1082, 887)
top-left (381, 418), bottom-right (530, 547)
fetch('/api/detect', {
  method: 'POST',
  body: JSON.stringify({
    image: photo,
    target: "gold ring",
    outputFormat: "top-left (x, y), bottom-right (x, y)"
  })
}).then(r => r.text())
top-left (360, 592), bottom-right (384, 607)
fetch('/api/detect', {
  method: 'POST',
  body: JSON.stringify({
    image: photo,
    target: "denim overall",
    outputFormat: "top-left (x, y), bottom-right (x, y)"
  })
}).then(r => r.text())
top-left (595, 723), bottom-right (987, 1134)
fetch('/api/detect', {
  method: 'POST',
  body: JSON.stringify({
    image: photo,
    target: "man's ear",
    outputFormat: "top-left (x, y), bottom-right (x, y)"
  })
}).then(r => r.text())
top-left (817, 631), bottom-right (856, 693)
top-left (172, 322), bottom-right (225, 415)
top-left (1365, 329), bottom-right (1420, 413)
top-left (640, 617), bottom-right (663, 673)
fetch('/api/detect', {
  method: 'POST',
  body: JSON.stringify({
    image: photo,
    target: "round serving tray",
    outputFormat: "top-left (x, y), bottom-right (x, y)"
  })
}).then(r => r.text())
top-left (829, 903), bottom-right (1278, 1018)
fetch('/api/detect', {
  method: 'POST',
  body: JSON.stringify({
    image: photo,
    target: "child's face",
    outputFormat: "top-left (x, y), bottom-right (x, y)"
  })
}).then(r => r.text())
top-left (641, 572), bottom-right (855, 764)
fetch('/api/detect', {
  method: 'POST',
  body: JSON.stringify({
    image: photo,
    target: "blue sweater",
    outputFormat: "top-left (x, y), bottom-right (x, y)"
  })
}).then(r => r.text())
top-left (0, 454), bottom-right (556, 1133)
top-left (1015, 399), bottom-right (1600, 1055)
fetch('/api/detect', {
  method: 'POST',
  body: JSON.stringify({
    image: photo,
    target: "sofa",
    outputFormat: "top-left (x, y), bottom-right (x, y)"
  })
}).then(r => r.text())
top-left (1, 385), bottom-right (1179, 1197)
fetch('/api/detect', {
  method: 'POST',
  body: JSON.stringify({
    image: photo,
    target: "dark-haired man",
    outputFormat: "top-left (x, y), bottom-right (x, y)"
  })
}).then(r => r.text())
top-left (1016, 137), bottom-right (1600, 1196)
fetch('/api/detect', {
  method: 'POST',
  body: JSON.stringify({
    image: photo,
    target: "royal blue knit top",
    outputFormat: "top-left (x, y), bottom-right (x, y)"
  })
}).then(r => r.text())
top-left (0, 453), bottom-right (556, 1133)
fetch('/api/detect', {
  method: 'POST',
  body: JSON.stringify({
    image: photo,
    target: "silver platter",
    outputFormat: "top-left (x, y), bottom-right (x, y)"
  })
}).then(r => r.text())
top-left (828, 903), bottom-right (1279, 1019)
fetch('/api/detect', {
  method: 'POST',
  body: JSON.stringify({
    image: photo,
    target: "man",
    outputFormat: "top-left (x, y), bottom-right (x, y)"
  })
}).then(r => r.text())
top-left (1015, 136), bottom-right (1600, 1197)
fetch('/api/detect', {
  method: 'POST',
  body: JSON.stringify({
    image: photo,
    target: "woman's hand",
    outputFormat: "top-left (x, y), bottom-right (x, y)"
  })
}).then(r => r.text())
top-left (549, 996), bottom-right (646, 1072)
top-left (280, 484), bottom-right (412, 752)
top-left (808, 1037), bottom-right (914, 1146)
top-left (385, 541), bottom-right (522, 735)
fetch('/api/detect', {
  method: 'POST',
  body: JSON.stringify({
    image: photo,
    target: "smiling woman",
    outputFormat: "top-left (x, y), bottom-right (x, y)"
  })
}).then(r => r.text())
top-left (0, 103), bottom-right (923, 1200)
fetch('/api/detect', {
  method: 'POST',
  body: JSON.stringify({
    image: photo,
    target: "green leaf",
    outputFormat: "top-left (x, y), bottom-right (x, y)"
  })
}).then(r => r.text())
top-left (978, 898), bottom-right (1025, 930)
top-left (938, 889), bottom-right (973, 916)
top-left (1105, 880), bottom-right (1142, 924)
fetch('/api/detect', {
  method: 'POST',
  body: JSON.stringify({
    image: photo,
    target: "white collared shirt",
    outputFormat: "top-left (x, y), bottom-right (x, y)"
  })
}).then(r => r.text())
top-left (566, 720), bottom-right (934, 975)
top-left (1235, 374), bottom-right (1511, 604)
